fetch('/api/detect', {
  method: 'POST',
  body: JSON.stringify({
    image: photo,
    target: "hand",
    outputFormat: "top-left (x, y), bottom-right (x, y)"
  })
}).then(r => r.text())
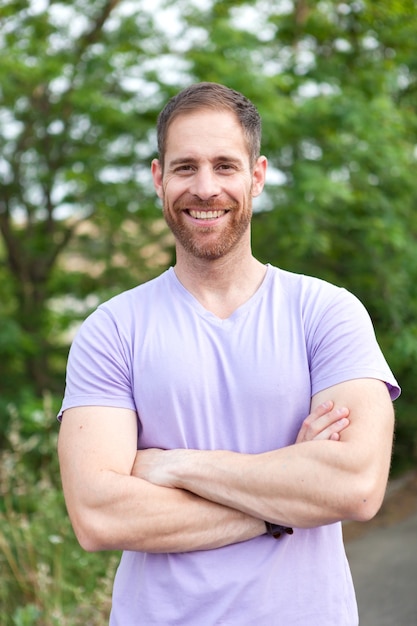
top-left (131, 447), bottom-right (185, 487)
top-left (295, 401), bottom-right (350, 444)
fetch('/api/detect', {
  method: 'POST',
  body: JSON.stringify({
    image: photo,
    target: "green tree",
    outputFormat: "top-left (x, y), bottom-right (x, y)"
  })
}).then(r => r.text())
top-left (0, 0), bottom-right (173, 402)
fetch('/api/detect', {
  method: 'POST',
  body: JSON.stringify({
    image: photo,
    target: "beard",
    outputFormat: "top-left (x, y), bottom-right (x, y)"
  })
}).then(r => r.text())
top-left (163, 194), bottom-right (253, 260)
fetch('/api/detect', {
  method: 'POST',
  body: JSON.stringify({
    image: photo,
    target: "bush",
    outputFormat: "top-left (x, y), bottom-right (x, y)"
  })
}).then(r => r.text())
top-left (0, 394), bottom-right (119, 625)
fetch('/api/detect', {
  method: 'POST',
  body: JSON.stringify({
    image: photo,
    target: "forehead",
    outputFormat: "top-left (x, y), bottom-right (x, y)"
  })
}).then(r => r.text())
top-left (164, 109), bottom-right (250, 162)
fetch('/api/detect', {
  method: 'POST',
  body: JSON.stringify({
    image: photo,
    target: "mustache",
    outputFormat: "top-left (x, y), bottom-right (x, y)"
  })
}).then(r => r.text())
top-left (173, 194), bottom-right (239, 211)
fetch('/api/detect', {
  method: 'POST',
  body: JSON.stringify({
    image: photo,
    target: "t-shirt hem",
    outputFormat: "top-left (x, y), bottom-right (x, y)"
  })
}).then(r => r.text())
top-left (57, 397), bottom-right (136, 421)
top-left (312, 370), bottom-right (400, 400)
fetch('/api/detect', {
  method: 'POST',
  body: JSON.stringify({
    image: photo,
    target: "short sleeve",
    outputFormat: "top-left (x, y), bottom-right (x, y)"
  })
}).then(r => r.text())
top-left (309, 288), bottom-right (400, 401)
top-left (58, 307), bottom-right (136, 419)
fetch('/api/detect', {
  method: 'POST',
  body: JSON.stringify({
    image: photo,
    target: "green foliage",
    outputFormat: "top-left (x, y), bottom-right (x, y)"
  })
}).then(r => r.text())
top-left (0, 394), bottom-right (119, 624)
top-left (0, 0), bottom-right (173, 397)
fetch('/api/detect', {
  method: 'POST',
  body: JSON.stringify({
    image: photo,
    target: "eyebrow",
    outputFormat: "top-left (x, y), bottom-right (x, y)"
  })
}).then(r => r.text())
top-left (167, 155), bottom-right (245, 168)
top-left (168, 157), bottom-right (198, 167)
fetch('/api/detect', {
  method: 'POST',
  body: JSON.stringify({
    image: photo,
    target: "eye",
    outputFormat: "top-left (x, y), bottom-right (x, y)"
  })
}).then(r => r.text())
top-left (173, 164), bottom-right (195, 174)
top-left (216, 163), bottom-right (236, 173)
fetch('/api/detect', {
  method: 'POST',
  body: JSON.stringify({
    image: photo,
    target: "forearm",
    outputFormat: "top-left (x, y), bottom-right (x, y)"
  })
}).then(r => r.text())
top-left (163, 380), bottom-right (394, 527)
top-left (165, 442), bottom-right (358, 528)
top-left (135, 380), bottom-right (394, 528)
top-left (64, 470), bottom-right (265, 553)
top-left (133, 412), bottom-right (358, 528)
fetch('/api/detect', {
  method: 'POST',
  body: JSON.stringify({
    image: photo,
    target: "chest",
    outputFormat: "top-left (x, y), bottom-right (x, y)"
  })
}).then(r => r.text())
top-left (132, 300), bottom-right (312, 452)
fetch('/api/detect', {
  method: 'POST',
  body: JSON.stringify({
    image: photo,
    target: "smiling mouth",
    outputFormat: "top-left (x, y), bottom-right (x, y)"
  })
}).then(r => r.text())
top-left (188, 210), bottom-right (228, 220)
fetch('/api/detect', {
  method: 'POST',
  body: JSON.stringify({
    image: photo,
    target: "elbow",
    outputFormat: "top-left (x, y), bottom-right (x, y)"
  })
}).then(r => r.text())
top-left (348, 494), bottom-right (384, 523)
top-left (70, 511), bottom-right (114, 553)
top-left (76, 530), bottom-right (104, 554)
top-left (344, 476), bottom-right (387, 523)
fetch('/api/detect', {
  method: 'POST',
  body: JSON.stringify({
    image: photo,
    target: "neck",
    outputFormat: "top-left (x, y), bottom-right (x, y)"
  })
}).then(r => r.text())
top-left (173, 243), bottom-right (266, 319)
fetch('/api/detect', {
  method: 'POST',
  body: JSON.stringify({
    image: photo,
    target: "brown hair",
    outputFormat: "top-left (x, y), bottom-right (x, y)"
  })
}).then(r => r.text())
top-left (156, 82), bottom-right (262, 168)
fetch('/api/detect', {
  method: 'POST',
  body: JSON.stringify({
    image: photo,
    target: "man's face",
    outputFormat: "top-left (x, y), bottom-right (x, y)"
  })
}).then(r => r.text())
top-left (152, 109), bottom-right (266, 261)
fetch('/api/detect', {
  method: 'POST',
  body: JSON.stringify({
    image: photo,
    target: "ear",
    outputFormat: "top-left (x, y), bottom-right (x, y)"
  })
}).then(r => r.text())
top-left (151, 159), bottom-right (164, 199)
top-left (251, 156), bottom-right (267, 198)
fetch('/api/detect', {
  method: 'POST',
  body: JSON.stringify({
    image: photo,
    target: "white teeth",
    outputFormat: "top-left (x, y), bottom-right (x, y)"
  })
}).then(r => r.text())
top-left (189, 210), bottom-right (226, 219)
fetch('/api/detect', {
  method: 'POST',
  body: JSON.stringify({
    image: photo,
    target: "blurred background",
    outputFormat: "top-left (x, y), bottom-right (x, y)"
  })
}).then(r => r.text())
top-left (1, 0), bottom-right (416, 623)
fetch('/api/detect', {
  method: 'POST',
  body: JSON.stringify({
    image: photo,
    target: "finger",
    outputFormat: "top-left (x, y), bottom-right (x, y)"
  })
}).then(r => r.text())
top-left (312, 416), bottom-right (350, 441)
top-left (296, 406), bottom-right (349, 443)
top-left (295, 401), bottom-right (334, 443)
top-left (319, 408), bottom-right (349, 436)
top-left (306, 401), bottom-right (334, 423)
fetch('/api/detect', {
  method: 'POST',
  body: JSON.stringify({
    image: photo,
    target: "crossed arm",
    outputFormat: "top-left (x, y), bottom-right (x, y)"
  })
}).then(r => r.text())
top-left (58, 377), bottom-right (394, 553)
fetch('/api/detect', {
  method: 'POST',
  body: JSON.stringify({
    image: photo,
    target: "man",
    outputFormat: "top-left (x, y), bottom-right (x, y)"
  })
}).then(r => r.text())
top-left (58, 82), bottom-right (400, 625)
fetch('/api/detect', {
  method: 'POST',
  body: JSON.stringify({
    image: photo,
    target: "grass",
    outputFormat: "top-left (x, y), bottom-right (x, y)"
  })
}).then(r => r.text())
top-left (0, 396), bottom-right (119, 625)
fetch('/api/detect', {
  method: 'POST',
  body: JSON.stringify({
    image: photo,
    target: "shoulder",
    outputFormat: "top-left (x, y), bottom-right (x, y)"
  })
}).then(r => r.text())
top-left (72, 269), bottom-right (173, 347)
top-left (99, 269), bottom-right (172, 317)
top-left (268, 265), bottom-right (357, 311)
top-left (267, 265), bottom-right (375, 343)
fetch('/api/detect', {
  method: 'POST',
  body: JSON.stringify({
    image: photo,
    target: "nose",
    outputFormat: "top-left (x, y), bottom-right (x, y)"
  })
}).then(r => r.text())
top-left (189, 166), bottom-right (221, 201)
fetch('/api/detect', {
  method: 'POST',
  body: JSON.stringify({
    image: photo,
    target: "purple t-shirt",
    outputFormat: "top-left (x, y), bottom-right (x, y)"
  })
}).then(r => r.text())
top-left (60, 265), bottom-right (400, 625)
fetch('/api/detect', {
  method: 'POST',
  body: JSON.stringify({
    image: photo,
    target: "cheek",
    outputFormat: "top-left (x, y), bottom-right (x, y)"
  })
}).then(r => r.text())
top-left (162, 178), bottom-right (184, 203)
